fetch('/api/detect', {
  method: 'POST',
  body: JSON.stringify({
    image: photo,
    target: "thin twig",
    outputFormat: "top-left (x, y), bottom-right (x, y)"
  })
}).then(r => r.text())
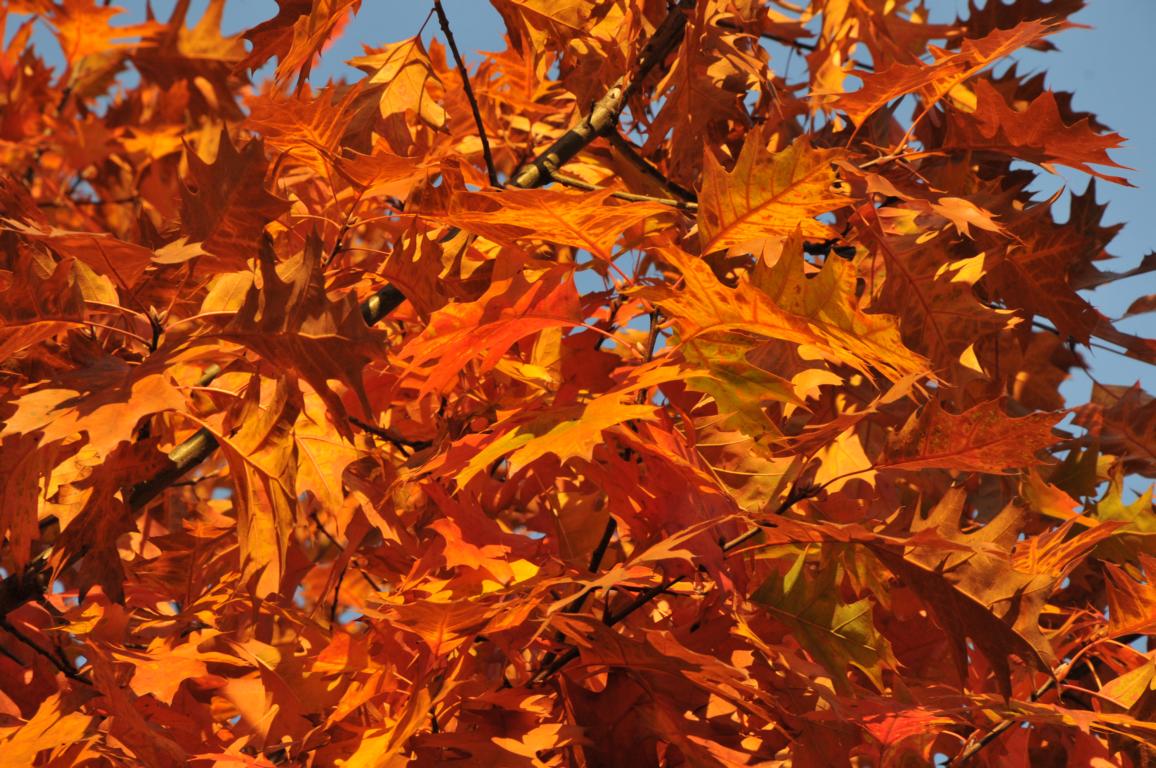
top-left (549, 171), bottom-right (697, 210)
top-left (329, 564), bottom-right (347, 625)
top-left (36, 195), bottom-right (139, 208)
top-left (948, 676), bottom-right (1059, 765)
top-left (1031, 318), bottom-right (1135, 357)
top-left (637, 309), bottom-right (664, 403)
top-left (586, 519), bottom-right (619, 577)
top-left (433, 0), bottom-right (500, 187)
top-left (759, 29), bottom-right (875, 73)
top-left (349, 416), bottom-right (433, 455)
top-left (127, 428), bottom-right (220, 511)
top-left (309, 511), bottom-right (384, 594)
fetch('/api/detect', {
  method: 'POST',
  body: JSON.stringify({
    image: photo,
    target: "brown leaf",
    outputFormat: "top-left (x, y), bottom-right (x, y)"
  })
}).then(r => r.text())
top-left (883, 397), bottom-right (1059, 473)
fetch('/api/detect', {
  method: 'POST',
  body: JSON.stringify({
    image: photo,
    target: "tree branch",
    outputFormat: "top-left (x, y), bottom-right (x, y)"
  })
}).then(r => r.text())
top-left (509, 0), bottom-right (693, 189)
top-left (0, 616), bottom-right (93, 686)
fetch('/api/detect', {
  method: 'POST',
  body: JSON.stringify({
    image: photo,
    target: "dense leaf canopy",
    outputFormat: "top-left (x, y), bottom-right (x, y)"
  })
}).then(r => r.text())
top-left (2, 0), bottom-right (1155, 765)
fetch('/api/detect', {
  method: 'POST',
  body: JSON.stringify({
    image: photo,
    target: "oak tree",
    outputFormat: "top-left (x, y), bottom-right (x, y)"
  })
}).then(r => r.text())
top-left (2, 0), bottom-right (1156, 765)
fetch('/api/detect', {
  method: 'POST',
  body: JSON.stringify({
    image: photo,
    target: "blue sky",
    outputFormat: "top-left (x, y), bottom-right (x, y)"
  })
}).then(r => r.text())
top-left (17, 0), bottom-right (1155, 397)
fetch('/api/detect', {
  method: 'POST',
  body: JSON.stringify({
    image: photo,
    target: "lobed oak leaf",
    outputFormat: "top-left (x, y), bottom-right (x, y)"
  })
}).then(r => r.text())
top-left (492, 723), bottom-right (586, 760)
top-left (179, 130), bottom-right (291, 270)
top-left (194, 233), bottom-right (378, 425)
top-left (0, 252), bottom-right (86, 364)
top-left (0, 433), bottom-right (56, 568)
top-left (980, 195), bottom-right (1105, 344)
top-left (858, 204), bottom-right (1015, 370)
top-left (955, 0), bottom-right (1087, 49)
top-left (293, 388), bottom-right (364, 513)
top-left (812, 428), bottom-right (876, 493)
top-left (873, 490), bottom-right (1057, 695)
top-left (753, 552), bottom-right (895, 692)
top-left (645, 245), bottom-right (826, 349)
top-left (3, 218), bottom-right (155, 290)
top-left (334, 136), bottom-right (430, 201)
top-left (0, 693), bottom-right (96, 766)
top-left (678, 335), bottom-right (797, 442)
top-left (207, 375), bottom-right (301, 598)
top-left (883, 397), bottom-right (1059, 473)
top-left (1104, 555), bottom-right (1156, 638)
top-left (241, 0), bottom-right (360, 87)
top-left (245, 84), bottom-right (366, 178)
top-left (454, 395), bottom-right (657, 487)
top-left (383, 598), bottom-right (498, 657)
top-left (850, 702), bottom-right (959, 754)
top-left (428, 516), bottom-right (513, 582)
top-left (1075, 383), bottom-right (1156, 477)
top-left (1096, 655), bottom-right (1156, 711)
top-left (944, 78), bottom-right (1130, 184)
top-left (696, 129), bottom-right (853, 252)
top-left (47, 438), bottom-right (173, 600)
top-left (120, 638), bottom-right (210, 706)
top-left (554, 617), bottom-right (779, 762)
top-left (351, 35), bottom-right (447, 130)
top-left (1, 356), bottom-right (187, 462)
top-left (395, 266), bottom-right (580, 396)
top-left (752, 228), bottom-right (927, 383)
top-left (416, 168), bottom-right (671, 261)
top-left (831, 20), bottom-right (1061, 126)
top-left (645, 3), bottom-right (771, 186)
top-left (43, 0), bottom-right (163, 66)
top-left (490, 0), bottom-right (610, 54)
top-left (929, 195), bottom-right (1005, 238)
top-left (132, 0), bottom-right (247, 113)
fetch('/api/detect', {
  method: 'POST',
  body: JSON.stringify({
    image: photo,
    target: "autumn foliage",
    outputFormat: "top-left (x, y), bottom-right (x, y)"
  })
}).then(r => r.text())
top-left (4, 0), bottom-right (1156, 764)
